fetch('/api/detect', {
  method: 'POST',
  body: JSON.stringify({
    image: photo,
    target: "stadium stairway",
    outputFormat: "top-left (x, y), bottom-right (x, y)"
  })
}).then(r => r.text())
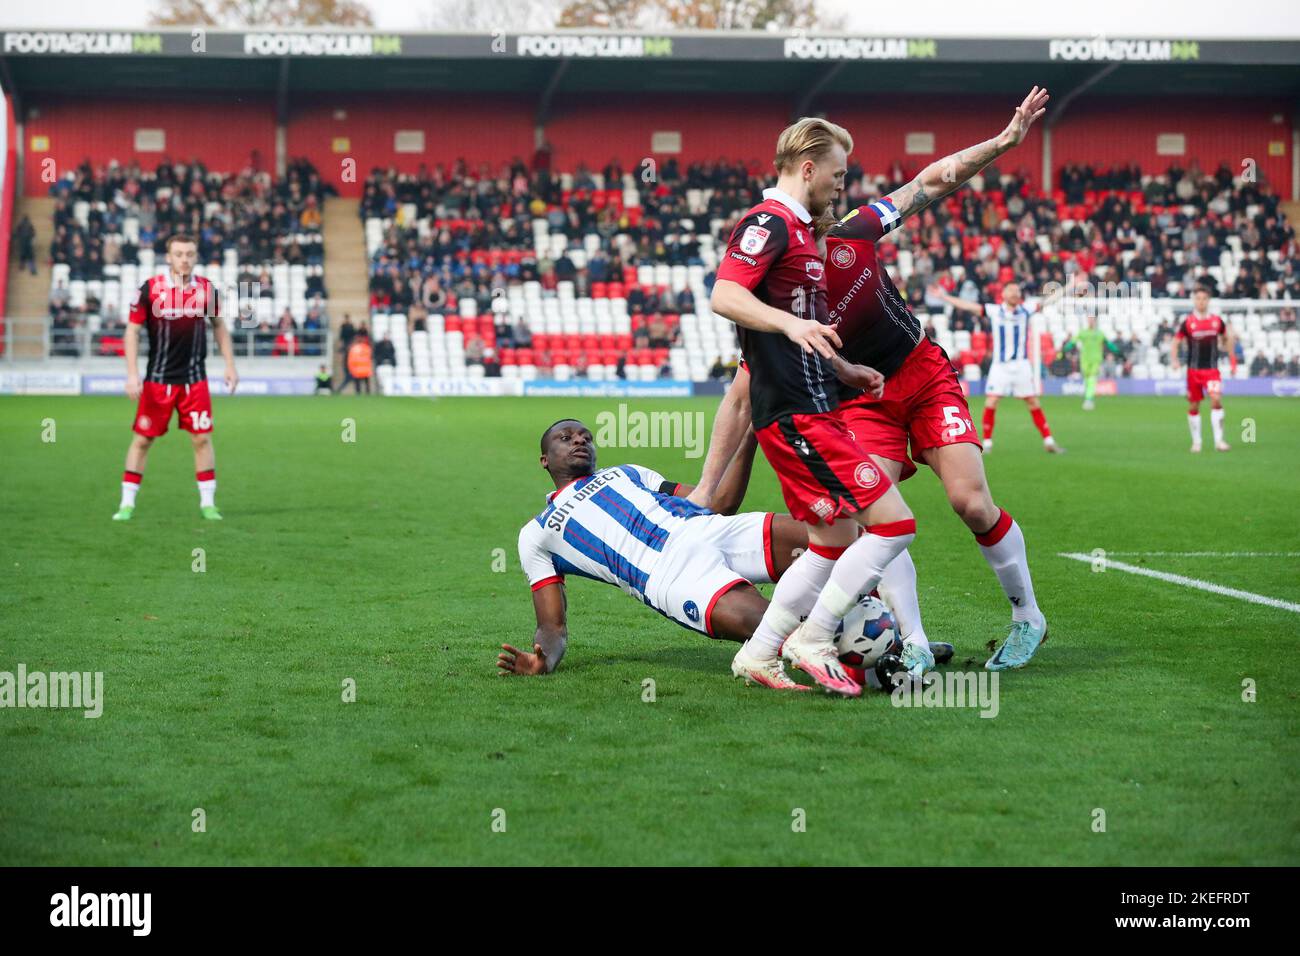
top-left (5, 195), bottom-right (55, 358)
top-left (323, 196), bottom-right (370, 377)
top-left (1283, 201), bottom-right (1300, 235)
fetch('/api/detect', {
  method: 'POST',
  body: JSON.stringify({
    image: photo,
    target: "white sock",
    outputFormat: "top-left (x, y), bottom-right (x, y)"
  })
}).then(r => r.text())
top-left (1188, 412), bottom-right (1202, 445)
top-left (120, 480), bottom-right (140, 509)
top-left (198, 479), bottom-right (217, 508)
top-left (977, 511), bottom-right (1042, 625)
top-left (804, 525), bottom-right (916, 641)
top-left (1211, 408), bottom-right (1225, 444)
top-left (877, 548), bottom-right (927, 645)
top-left (745, 548), bottom-right (837, 658)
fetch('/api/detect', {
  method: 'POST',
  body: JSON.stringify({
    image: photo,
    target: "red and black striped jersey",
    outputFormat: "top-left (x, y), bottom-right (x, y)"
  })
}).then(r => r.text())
top-left (128, 273), bottom-right (220, 385)
top-left (715, 188), bottom-right (836, 430)
top-left (824, 198), bottom-right (923, 394)
top-left (1175, 312), bottom-right (1226, 370)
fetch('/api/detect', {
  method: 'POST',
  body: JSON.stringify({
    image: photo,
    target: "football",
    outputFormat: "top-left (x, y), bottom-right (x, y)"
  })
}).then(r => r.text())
top-left (836, 594), bottom-right (902, 667)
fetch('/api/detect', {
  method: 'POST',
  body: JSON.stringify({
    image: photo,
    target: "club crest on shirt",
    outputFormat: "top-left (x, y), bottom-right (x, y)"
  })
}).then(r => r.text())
top-left (740, 225), bottom-right (771, 255)
top-left (830, 245), bottom-right (856, 269)
top-left (854, 462), bottom-right (880, 489)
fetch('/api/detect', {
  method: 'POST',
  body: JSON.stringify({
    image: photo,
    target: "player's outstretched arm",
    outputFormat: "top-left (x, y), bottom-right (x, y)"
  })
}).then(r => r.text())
top-left (686, 363), bottom-right (752, 509)
top-left (930, 286), bottom-right (984, 316)
top-left (692, 427), bottom-right (760, 516)
top-left (883, 86), bottom-right (1050, 228)
top-left (499, 583), bottom-right (568, 676)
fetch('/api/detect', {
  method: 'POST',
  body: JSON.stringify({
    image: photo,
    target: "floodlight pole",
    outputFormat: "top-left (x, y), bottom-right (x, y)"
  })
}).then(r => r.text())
top-left (1041, 63), bottom-right (1120, 194)
top-left (535, 60), bottom-right (569, 148)
top-left (275, 58), bottom-right (290, 180)
top-left (793, 62), bottom-right (845, 121)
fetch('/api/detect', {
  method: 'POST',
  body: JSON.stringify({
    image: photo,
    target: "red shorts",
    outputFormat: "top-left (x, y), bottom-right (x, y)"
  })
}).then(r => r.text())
top-left (754, 412), bottom-right (893, 525)
top-left (1186, 368), bottom-right (1222, 403)
top-left (836, 339), bottom-right (980, 481)
top-left (133, 380), bottom-right (213, 437)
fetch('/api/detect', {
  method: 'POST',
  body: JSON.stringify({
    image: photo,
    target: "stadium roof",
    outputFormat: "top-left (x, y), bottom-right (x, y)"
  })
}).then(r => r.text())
top-left (2, 29), bottom-right (1299, 100)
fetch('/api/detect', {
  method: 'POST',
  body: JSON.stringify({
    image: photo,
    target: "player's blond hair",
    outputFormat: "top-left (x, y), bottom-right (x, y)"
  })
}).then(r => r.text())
top-left (774, 117), bottom-right (853, 175)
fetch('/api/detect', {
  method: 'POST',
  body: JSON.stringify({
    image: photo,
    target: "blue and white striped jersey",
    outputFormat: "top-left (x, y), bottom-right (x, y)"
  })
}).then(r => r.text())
top-left (985, 303), bottom-right (1033, 364)
top-left (518, 464), bottom-right (711, 601)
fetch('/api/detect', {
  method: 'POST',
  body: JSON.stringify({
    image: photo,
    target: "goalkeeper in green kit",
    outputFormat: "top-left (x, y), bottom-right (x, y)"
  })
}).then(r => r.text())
top-left (1064, 315), bottom-right (1121, 410)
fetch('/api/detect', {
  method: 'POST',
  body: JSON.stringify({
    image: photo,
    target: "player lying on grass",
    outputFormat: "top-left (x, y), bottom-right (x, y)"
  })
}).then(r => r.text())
top-left (498, 419), bottom-right (951, 682)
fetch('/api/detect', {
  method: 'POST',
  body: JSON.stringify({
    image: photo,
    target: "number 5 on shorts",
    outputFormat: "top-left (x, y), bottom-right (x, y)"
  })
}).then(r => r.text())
top-left (942, 405), bottom-right (970, 441)
top-left (189, 410), bottom-right (211, 430)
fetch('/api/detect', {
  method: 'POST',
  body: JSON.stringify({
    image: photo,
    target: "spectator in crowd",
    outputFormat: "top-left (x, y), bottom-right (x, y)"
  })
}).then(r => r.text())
top-left (13, 215), bottom-right (37, 274)
top-left (374, 335), bottom-right (397, 367)
top-left (346, 331), bottom-right (373, 394)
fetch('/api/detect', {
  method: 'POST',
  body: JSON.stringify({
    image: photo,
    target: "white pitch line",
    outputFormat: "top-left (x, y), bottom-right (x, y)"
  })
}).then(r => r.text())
top-left (1058, 553), bottom-right (1300, 615)
top-left (1099, 551), bottom-right (1300, 558)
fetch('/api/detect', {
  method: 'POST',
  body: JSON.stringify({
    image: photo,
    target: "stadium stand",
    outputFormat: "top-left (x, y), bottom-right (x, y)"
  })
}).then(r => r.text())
top-left (360, 158), bottom-right (1298, 389)
top-left (42, 158), bottom-right (333, 358)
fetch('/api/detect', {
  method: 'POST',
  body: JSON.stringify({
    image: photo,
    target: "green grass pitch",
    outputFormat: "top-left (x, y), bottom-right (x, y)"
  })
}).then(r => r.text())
top-left (1, 393), bottom-right (1297, 866)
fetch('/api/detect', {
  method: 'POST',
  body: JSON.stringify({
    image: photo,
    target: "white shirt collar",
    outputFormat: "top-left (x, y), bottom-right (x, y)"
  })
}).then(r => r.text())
top-left (164, 271), bottom-right (197, 290)
top-left (762, 187), bottom-right (812, 224)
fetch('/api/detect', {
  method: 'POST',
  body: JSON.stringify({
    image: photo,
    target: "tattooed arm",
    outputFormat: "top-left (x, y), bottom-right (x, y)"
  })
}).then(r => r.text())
top-left (882, 86), bottom-right (1050, 227)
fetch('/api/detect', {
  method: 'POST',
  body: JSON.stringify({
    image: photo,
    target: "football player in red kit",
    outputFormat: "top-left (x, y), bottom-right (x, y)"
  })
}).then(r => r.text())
top-left (113, 234), bottom-right (239, 521)
top-left (694, 88), bottom-right (1053, 674)
top-left (707, 116), bottom-right (917, 697)
top-left (1171, 286), bottom-right (1234, 452)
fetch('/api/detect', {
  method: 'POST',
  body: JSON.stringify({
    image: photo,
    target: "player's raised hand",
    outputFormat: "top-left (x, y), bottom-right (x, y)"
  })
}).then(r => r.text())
top-left (784, 317), bottom-right (842, 361)
top-left (998, 86), bottom-right (1050, 150)
top-left (498, 642), bottom-right (547, 676)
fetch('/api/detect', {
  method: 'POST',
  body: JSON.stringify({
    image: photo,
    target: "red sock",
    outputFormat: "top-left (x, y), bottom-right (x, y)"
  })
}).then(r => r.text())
top-left (1030, 406), bottom-right (1051, 438)
top-left (196, 469), bottom-right (215, 482)
top-left (982, 406), bottom-right (996, 440)
top-left (122, 471), bottom-right (142, 485)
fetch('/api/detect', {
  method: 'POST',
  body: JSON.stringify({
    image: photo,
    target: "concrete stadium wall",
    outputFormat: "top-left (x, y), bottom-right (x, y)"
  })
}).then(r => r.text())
top-left (286, 93), bottom-right (536, 198)
top-left (22, 94), bottom-right (276, 197)
top-left (16, 93), bottom-right (1293, 199)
